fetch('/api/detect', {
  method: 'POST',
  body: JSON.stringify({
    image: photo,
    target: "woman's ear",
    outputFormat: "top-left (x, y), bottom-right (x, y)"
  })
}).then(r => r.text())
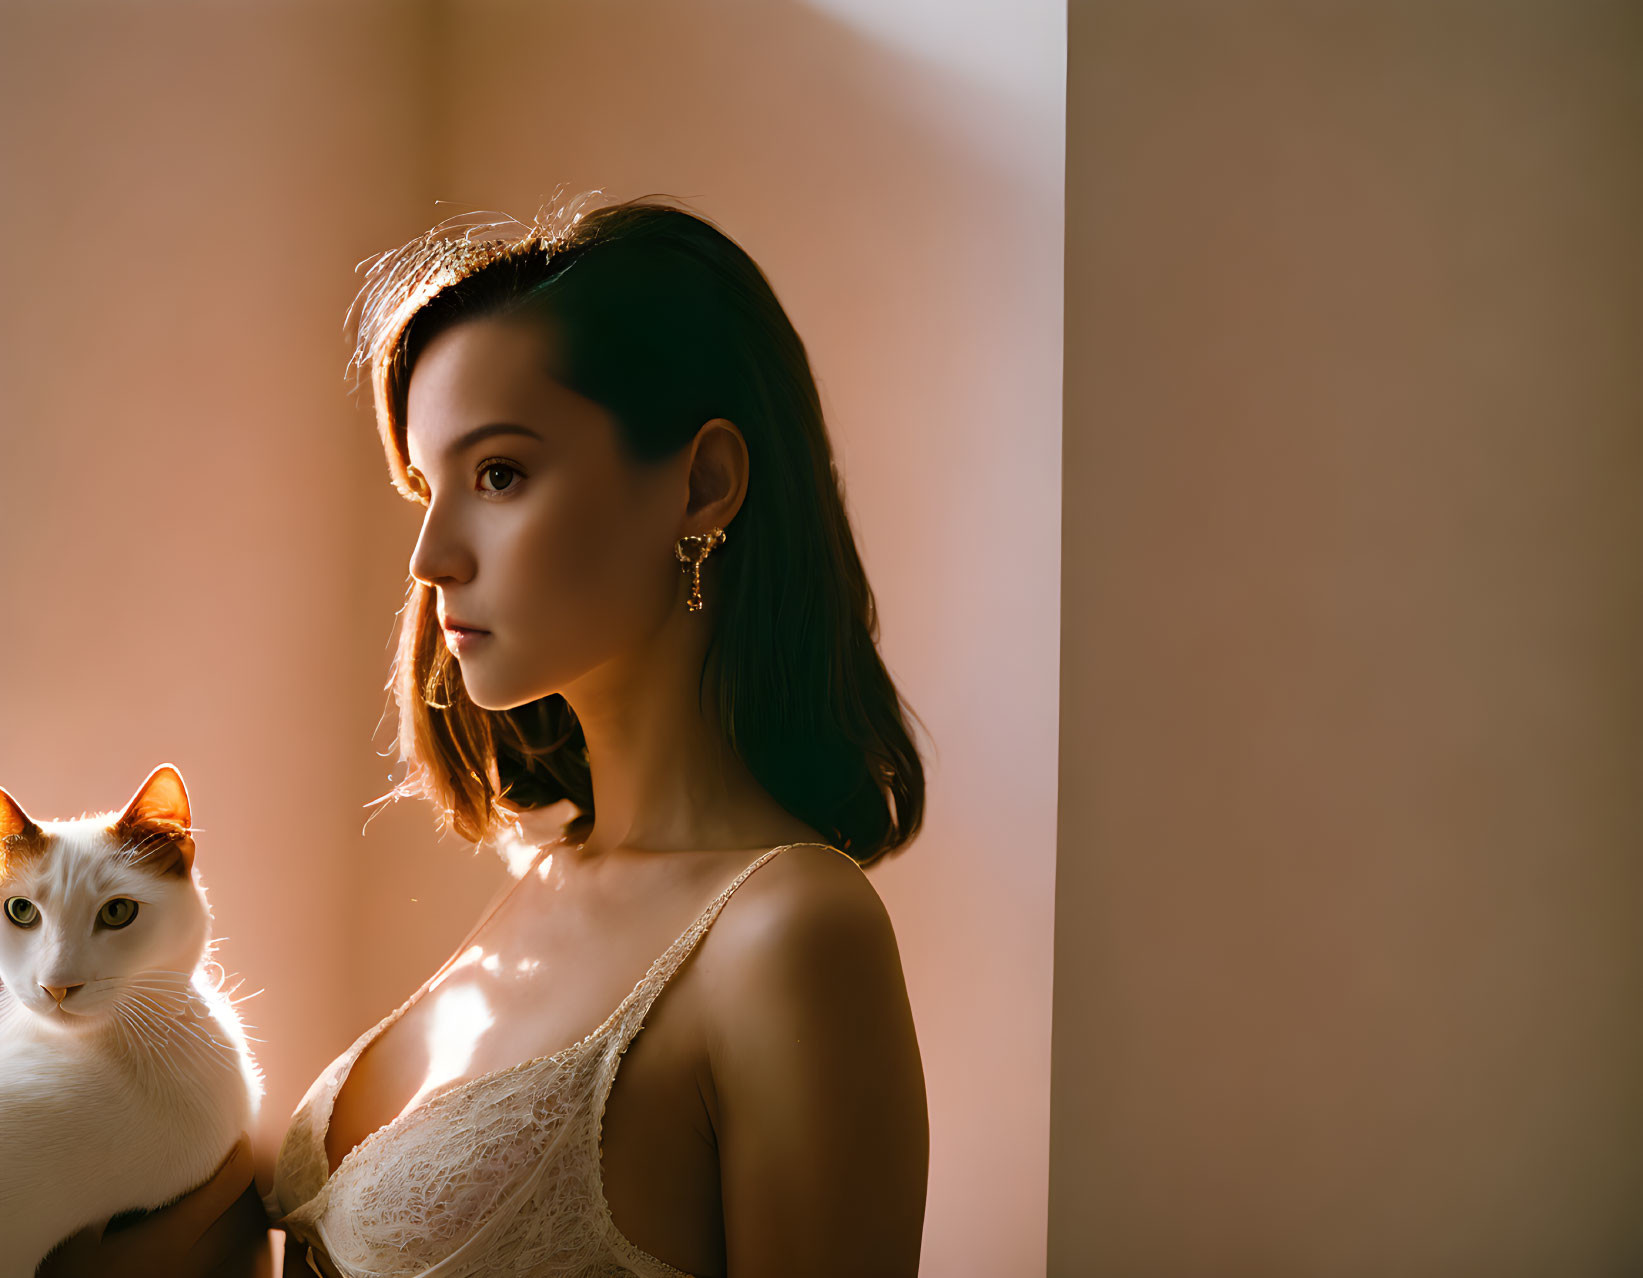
top-left (685, 417), bottom-right (749, 529)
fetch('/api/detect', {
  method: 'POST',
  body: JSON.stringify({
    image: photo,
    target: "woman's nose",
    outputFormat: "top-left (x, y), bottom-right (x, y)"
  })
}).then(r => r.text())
top-left (408, 503), bottom-right (476, 587)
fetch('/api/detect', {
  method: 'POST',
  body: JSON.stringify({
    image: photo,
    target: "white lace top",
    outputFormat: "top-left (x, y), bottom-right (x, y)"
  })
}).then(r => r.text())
top-left (266, 841), bottom-right (852, 1278)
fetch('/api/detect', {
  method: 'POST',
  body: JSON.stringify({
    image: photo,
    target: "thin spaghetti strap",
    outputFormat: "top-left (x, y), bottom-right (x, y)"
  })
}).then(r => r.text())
top-left (800, 841), bottom-right (861, 868)
top-left (780, 840), bottom-right (866, 877)
top-left (619, 841), bottom-right (852, 1021)
top-left (710, 841), bottom-right (857, 905)
top-left (413, 838), bottom-right (560, 999)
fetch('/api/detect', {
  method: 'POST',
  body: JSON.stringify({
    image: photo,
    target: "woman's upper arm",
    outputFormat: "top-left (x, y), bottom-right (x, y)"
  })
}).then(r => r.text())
top-left (704, 854), bottom-right (929, 1277)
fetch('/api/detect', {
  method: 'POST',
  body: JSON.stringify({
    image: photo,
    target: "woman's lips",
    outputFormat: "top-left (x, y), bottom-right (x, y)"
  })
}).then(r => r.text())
top-left (442, 625), bottom-right (491, 654)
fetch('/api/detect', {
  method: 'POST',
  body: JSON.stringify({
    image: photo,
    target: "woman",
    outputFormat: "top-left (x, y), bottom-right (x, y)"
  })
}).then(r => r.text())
top-left (48, 191), bottom-right (929, 1277)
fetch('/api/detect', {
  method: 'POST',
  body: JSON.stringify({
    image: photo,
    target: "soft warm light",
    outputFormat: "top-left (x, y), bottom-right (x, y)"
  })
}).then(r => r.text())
top-left (406, 981), bottom-right (495, 1108)
top-left (442, 944), bottom-right (485, 977)
top-left (495, 827), bottom-right (540, 879)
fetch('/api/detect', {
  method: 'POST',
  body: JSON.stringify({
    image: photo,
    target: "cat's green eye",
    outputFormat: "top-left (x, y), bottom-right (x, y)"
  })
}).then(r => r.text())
top-left (98, 898), bottom-right (138, 929)
top-left (4, 897), bottom-right (39, 928)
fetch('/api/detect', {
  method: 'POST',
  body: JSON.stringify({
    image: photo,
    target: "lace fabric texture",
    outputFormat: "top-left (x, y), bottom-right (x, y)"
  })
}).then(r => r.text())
top-left (267, 842), bottom-right (853, 1278)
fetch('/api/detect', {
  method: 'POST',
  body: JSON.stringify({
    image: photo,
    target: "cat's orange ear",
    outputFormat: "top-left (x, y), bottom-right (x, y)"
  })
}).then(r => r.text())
top-left (0, 785), bottom-right (41, 844)
top-left (114, 764), bottom-right (195, 878)
top-left (0, 786), bottom-right (45, 879)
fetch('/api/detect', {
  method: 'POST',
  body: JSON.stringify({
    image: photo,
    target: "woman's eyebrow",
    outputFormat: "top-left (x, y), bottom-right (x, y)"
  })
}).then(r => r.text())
top-left (443, 422), bottom-right (544, 456)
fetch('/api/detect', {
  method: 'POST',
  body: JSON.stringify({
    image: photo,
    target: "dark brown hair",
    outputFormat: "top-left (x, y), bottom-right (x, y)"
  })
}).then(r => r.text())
top-left (354, 193), bottom-right (925, 866)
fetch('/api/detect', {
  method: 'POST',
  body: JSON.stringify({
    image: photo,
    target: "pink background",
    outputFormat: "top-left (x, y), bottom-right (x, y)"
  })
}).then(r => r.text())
top-left (1, 1), bottom-right (1638, 1274)
top-left (0, 2), bottom-right (1063, 1273)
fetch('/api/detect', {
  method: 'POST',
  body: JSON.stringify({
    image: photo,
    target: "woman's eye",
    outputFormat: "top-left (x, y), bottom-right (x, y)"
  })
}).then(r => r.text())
top-left (477, 460), bottom-right (522, 495)
top-left (98, 898), bottom-right (139, 929)
top-left (4, 897), bottom-right (39, 927)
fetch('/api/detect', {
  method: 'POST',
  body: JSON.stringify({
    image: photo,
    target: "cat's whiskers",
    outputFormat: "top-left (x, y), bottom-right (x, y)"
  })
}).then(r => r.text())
top-left (116, 992), bottom-right (173, 1040)
top-left (121, 996), bottom-right (220, 1091)
top-left (120, 992), bottom-right (189, 1058)
top-left (111, 1001), bottom-right (192, 1093)
top-left (123, 978), bottom-right (205, 1012)
top-left (124, 991), bottom-right (244, 1076)
top-left (122, 972), bottom-right (269, 1056)
top-left (108, 1003), bottom-right (145, 1054)
top-left (135, 966), bottom-right (233, 1001)
top-left (130, 982), bottom-right (227, 1024)
top-left (126, 990), bottom-right (224, 1048)
top-left (78, 975), bottom-right (129, 998)
top-left (110, 1002), bottom-right (159, 1055)
top-left (133, 967), bottom-right (202, 983)
top-left (121, 985), bottom-right (191, 1021)
top-left (132, 966), bottom-right (258, 1010)
top-left (123, 976), bottom-right (192, 994)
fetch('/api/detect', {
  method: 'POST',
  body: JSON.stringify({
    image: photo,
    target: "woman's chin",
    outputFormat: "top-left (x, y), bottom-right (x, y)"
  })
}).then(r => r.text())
top-left (456, 673), bottom-right (552, 712)
top-left (461, 683), bottom-right (502, 712)
top-left (462, 682), bottom-right (530, 714)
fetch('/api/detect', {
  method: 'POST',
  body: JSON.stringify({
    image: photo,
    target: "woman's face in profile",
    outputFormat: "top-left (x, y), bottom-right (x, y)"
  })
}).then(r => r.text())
top-left (403, 316), bottom-right (686, 712)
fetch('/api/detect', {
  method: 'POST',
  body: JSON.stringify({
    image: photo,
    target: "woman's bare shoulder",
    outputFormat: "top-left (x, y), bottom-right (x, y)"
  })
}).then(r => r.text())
top-left (693, 841), bottom-right (927, 1273)
top-left (723, 842), bottom-right (887, 936)
top-left (698, 841), bottom-right (906, 1019)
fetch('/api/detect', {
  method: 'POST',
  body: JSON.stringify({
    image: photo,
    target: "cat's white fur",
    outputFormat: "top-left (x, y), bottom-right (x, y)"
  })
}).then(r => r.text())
top-left (0, 765), bottom-right (263, 1278)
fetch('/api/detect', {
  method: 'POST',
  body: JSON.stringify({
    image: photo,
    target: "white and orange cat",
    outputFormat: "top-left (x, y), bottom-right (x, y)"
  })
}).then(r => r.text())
top-left (0, 763), bottom-right (263, 1278)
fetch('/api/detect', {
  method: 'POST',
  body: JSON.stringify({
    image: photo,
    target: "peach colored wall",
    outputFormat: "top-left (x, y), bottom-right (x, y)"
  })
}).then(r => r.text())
top-left (1052, 3), bottom-right (1642, 1274)
top-left (0, 2), bottom-right (1066, 1274)
top-left (0, 0), bottom-right (439, 1200)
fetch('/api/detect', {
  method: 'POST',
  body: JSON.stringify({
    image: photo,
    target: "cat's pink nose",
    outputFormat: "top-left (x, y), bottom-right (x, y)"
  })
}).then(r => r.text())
top-left (41, 983), bottom-right (82, 1004)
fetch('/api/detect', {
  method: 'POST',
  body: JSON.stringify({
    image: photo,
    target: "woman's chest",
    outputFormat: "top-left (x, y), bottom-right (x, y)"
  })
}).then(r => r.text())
top-left (320, 860), bottom-right (739, 1275)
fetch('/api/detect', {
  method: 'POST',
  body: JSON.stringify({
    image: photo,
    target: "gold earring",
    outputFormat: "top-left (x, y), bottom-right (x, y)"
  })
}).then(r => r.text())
top-left (674, 527), bottom-right (726, 613)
